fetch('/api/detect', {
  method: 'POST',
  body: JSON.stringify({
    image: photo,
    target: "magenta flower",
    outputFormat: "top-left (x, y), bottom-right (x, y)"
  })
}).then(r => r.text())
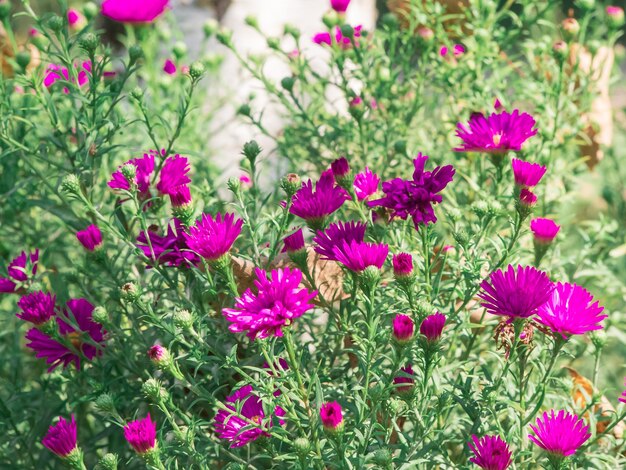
top-left (239, 173), bottom-right (253, 189)
top-left (184, 213), bottom-right (243, 261)
top-left (354, 167), bottom-right (380, 201)
top-left (392, 253), bottom-right (414, 277)
top-left (511, 158), bottom-right (547, 188)
top-left (320, 401), bottom-right (343, 431)
top-left (0, 250), bottom-right (39, 293)
top-left (26, 298), bottom-right (105, 371)
top-left (607, 6), bottom-right (625, 25)
top-left (440, 44), bottom-right (465, 57)
top-left (530, 218), bottom-right (560, 244)
top-left (76, 225), bottom-right (103, 251)
top-left (223, 267), bottom-right (316, 340)
top-left (478, 265), bottom-right (553, 319)
top-left (393, 314), bottom-right (414, 343)
top-left (290, 170), bottom-right (349, 226)
top-left (43, 62), bottom-right (91, 93)
top-left (313, 32), bottom-right (332, 46)
top-left (330, 0), bottom-right (351, 13)
top-left (519, 188), bottom-right (537, 207)
top-left (42, 415), bottom-right (78, 458)
top-left (16, 291), bottom-right (56, 325)
top-left (169, 185), bottom-right (192, 208)
top-left (137, 219), bottom-right (199, 267)
top-left (108, 152), bottom-right (156, 196)
top-left (331, 157), bottom-right (350, 180)
top-left (67, 9), bottom-right (83, 27)
top-left (332, 240), bottom-right (388, 272)
top-left (282, 229), bottom-right (305, 253)
top-left (335, 25), bottom-right (362, 49)
top-left (454, 110), bottom-right (537, 153)
top-left (215, 385), bottom-right (285, 447)
top-left (124, 414), bottom-right (157, 454)
top-left (393, 365), bottom-right (415, 393)
top-left (619, 379), bottom-right (626, 404)
top-left (148, 344), bottom-right (169, 364)
top-left (536, 282), bottom-right (606, 339)
top-left (101, 0), bottom-right (169, 23)
top-left (156, 155), bottom-right (191, 196)
top-left (368, 154), bottom-right (455, 230)
top-left (468, 435), bottom-right (512, 470)
top-left (163, 59), bottom-right (177, 75)
top-left (529, 410), bottom-right (590, 457)
top-left (420, 313), bottom-right (446, 341)
top-left (313, 221), bottom-right (367, 260)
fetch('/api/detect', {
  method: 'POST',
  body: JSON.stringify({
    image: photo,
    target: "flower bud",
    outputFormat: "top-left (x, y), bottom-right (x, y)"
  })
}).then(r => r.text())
top-left (281, 173), bottom-right (301, 197)
top-left (203, 19), bottom-right (218, 37)
top-left (530, 218), bottom-right (560, 245)
top-left (552, 40), bottom-right (568, 61)
top-left (189, 61), bottom-right (205, 80)
top-left (330, 157), bottom-right (350, 181)
top-left (607, 6), bottom-right (625, 28)
top-left (148, 344), bottom-right (171, 366)
top-left (79, 33), bottom-right (98, 53)
top-left (94, 393), bottom-right (117, 416)
top-left (173, 41), bottom-right (187, 60)
top-left (392, 314), bottom-right (414, 344)
top-left (284, 24), bottom-right (300, 38)
top-left (340, 24), bottom-right (354, 39)
top-left (15, 51), bottom-right (31, 70)
top-left (590, 330), bottom-right (607, 350)
top-left (392, 253), bottom-right (414, 278)
top-left (91, 306), bottom-right (109, 325)
top-left (242, 140), bottom-right (262, 161)
top-left (216, 28), bottom-right (233, 47)
top-left (120, 163), bottom-right (137, 187)
top-left (575, 0), bottom-right (594, 10)
top-left (381, 12), bottom-right (399, 30)
top-left (120, 282), bottom-right (140, 302)
top-left (142, 378), bottom-right (169, 403)
top-left (227, 176), bottom-right (241, 194)
top-left (244, 15), bottom-right (259, 28)
top-left (373, 447), bottom-right (393, 467)
top-left (83, 2), bottom-right (99, 21)
top-left (128, 45), bottom-right (143, 63)
top-left (267, 37), bottom-right (280, 50)
top-left (320, 401), bottom-right (343, 433)
top-left (561, 18), bottom-right (580, 39)
top-left (281, 76), bottom-right (295, 92)
top-left (420, 313), bottom-right (446, 342)
top-left (237, 103), bottom-right (251, 117)
top-left (173, 309), bottom-right (194, 329)
top-left (294, 437), bottom-right (311, 455)
top-left (417, 27), bottom-right (434, 42)
top-left (46, 15), bottom-right (63, 31)
top-left (96, 453), bottom-right (118, 470)
top-left (61, 174), bottom-right (82, 195)
top-left (393, 139), bottom-right (407, 155)
top-left (130, 87), bottom-right (144, 101)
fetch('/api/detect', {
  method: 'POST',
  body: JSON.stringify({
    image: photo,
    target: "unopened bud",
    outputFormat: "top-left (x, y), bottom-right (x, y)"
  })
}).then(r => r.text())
top-left (561, 18), bottom-right (580, 39)
top-left (61, 174), bottom-right (82, 195)
top-left (128, 45), bottom-right (143, 63)
top-left (120, 163), bottom-right (137, 186)
top-left (142, 378), bottom-right (169, 402)
top-left (83, 2), bottom-right (98, 21)
top-left (91, 306), bottom-right (109, 325)
top-left (552, 40), bottom-right (568, 61)
top-left (189, 61), bottom-right (205, 80)
top-left (281, 173), bottom-right (301, 197)
top-left (96, 453), bottom-right (118, 470)
top-left (94, 393), bottom-right (117, 415)
top-left (294, 437), bottom-right (311, 455)
top-left (173, 309), bottom-right (194, 329)
top-left (46, 15), bottom-right (63, 31)
top-left (79, 33), bottom-right (98, 53)
top-left (173, 41), bottom-right (187, 60)
top-left (203, 19), bottom-right (219, 37)
top-left (120, 282), bottom-right (140, 302)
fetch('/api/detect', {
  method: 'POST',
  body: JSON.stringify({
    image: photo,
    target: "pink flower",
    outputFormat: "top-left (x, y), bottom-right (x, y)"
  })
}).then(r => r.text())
top-left (353, 167), bottom-right (380, 201)
top-left (331, 157), bottom-right (350, 180)
top-left (156, 155), bottom-right (191, 196)
top-left (335, 25), bottom-right (362, 49)
top-left (536, 282), bottom-right (606, 339)
top-left (393, 314), bottom-right (414, 343)
top-left (124, 414), bottom-right (157, 454)
top-left (17, 291), bottom-right (56, 325)
top-left (42, 415), bottom-right (77, 458)
top-left (330, 0), bottom-right (351, 13)
top-left (215, 385), bottom-right (285, 447)
top-left (454, 110), bottom-right (537, 153)
top-left (223, 267), bottom-right (316, 340)
top-left (108, 151), bottom-right (156, 196)
top-left (67, 9), bottom-right (84, 28)
top-left (163, 59), bottom-right (177, 75)
top-left (282, 229), bottom-right (305, 253)
top-left (392, 253), bottom-right (414, 277)
top-left (420, 313), bottom-right (446, 341)
top-left (137, 219), bottom-right (199, 267)
top-left (320, 401), bottom-right (343, 431)
top-left (43, 62), bottom-right (91, 93)
top-left (478, 265), bottom-right (553, 319)
top-left (393, 364), bottom-right (415, 393)
top-left (0, 250), bottom-right (39, 293)
top-left (606, 6), bottom-right (625, 25)
top-left (511, 158), bottom-right (547, 188)
top-left (76, 225), bottom-right (103, 251)
top-left (184, 213), bottom-right (243, 261)
top-left (332, 240), bottom-right (388, 272)
top-left (313, 32), bottom-right (332, 46)
top-left (619, 379), bottom-right (626, 404)
top-left (239, 173), bottom-right (253, 188)
top-left (290, 170), bottom-right (349, 226)
top-left (169, 185), bottom-right (192, 208)
top-left (101, 0), bottom-right (169, 23)
top-left (148, 344), bottom-right (169, 364)
top-left (528, 410), bottom-right (590, 457)
top-left (440, 44), bottom-right (465, 57)
top-left (519, 188), bottom-right (537, 207)
top-left (530, 218), bottom-right (560, 244)
top-left (313, 221), bottom-right (367, 261)
top-left (468, 435), bottom-right (512, 470)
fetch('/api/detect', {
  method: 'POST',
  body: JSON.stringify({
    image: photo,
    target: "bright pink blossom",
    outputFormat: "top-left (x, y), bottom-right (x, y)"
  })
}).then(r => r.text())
top-left (137, 219), bottom-right (199, 267)
top-left (184, 213), bottom-right (243, 261)
top-left (529, 410), bottom-right (590, 457)
top-left (124, 414), bottom-right (157, 454)
top-left (101, 0), bottom-right (169, 23)
top-left (353, 167), bottom-right (380, 200)
top-left (420, 313), bottom-right (446, 341)
top-left (332, 240), bottom-right (388, 272)
top-left (108, 152), bottom-right (156, 196)
top-left (454, 110), bottom-right (537, 153)
top-left (393, 364), bottom-right (415, 393)
top-left (392, 253), bottom-right (414, 277)
top-left (43, 415), bottom-right (77, 458)
top-left (313, 221), bottom-right (366, 261)
top-left (290, 170), bottom-right (349, 224)
top-left (43, 62), bottom-right (91, 93)
top-left (282, 229), bottom-right (305, 253)
top-left (163, 59), bottom-right (177, 75)
top-left (530, 218), bottom-right (560, 244)
top-left (393, 314), bottom-right (414, 343)
top-left (511, 158), bottom-right (547, 188)
top-left (330, 0), bottom-right (351, 13)
top-left (17, 291), bottom-right (56, 325)
top-left (156, 155), bottom-right (191, 196)
top-left (76, 225), bottom-right (103, 251)
top-left (320, 401), bottom-right (343, 430)
top-left (468, 435), bottom-right (512, 470)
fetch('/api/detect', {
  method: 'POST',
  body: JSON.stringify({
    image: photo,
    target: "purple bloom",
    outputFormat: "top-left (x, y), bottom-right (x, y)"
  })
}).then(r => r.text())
top-left (26, 298), bottom-right (105, 371)
top-left (184, 213), bottom-right (243, 261)
top-left (335, 25), bottom-right (362, 49)
top-left (332, 240), bottom-right (388, 272)
top-left (468, 435), bottom-right (512, 470)
top-left (313, 32), bottom-right (332, 46)
top-left (169, 185), bottom-right (192, 208)
top-left (101, 0), bottom-right (169, 23)
top-left (215, 385), bottom-right (285, 448)
top-left (331, 157), bottom-right (350, 180)
top-left (368, 154), bottom-right (455, 230)
top-left (124, 414), bottom-right (157, 454)
top-left (1, 250), bottom-right (39, 293)
top-left (42, 415), bottom-right (77, 458)
top-left (282, 229), bottom-right (305, 253)
top-left (17, 291), bottom-right (56, 325)
top-left (330, 0), bottom-right (351, 13)
top-left (392, 253), bottom-right (414, 277)
top-left (393, 365), bottom-right (415, 393)
top-left (76, 225), bottom-right (103, 251)
top-left (619, 379), bottom-right (626, 404)
top-left (223, 267), bottom-right (316, 340)
top-left (43, 62), bottom-right (91, 92)
top-left (420, 313), bottom-right (446, 341)
top-left (529, 410), bottom-right (590, 457)
top-left (137, 219), bottom-right (199, 267)
top-left (519, 188), bottom-right (537, 207)
top-left (156, 155), bottom-right (191, 196)
top-left (530, 218), bottom-right (560, 244)
top-left (320, 401), bottom-right (343, 431)
top-left (536, 282), bottom-right (606, 339)
top-left (148, 344), bottom-right (169, 364)
top-left (478, 265), bottom-right (553, 319)
top-left (290, 170), bottom-right (349, 225)
top-left (454, 110), bottom-right (538, 153)
top-left (511, 158), bottom-right (547, 188)
top-left (353, 167), bottom-right (380, 201)
top-left (313, 221), bottom-right (367, 261)
top-left (163, 59), bottom-right (177, 75)
top-left (108, 152), bottom-right (156, 195)
top-left (393, 314), bottom-right (414, 343)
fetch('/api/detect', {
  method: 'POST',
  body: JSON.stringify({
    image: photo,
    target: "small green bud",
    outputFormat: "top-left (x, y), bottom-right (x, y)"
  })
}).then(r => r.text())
top-left (129, 87), bottom-right (144, 101)
top-left (446, 207), bottom-right (462, 222)
top-left (393, 140), bottom-right (407, 155)
top-left (91, 306), bottom-right (109, 325)
top-left (94, 393), bottom-right (117, 415)
top-left (322, 12), bottom-right (338, 29)
top-left (453, 229), bottom-right (469, 247)
top-left (142, 378), bottom-right (169, 403)
top-left (358, 266), bottom-right (381, 293)
top-left (189, 61), bottom-right (205, 80)
top-left (61, 174), bottom-right (82, 195)
top-left (173, 309), bottom-right (194, 329)
top-left (121, 163), bottom-right (137, 186)
top-left (381, 13), bottom-right (399, 30)
top-left (79, 33), bottom-right (98, 53)
top-left (590, 330), bottom-right (607, 349)
top-left (128, 44), bottom-right (143, 63)
top-left (414, 299), bottom-right (434, 318)
top-left (377, 67), bottom-right (391, 81)
top-left (216, 28), bottom-right (233, 47)
top-left (471, 200), bottom-right (490, 218)
top-left (387, 397), bottom-right (406, 415)
top-left (561, 18), bottom-right (580, 39)
top-left (227, 177), bottom-right (241, 194)
top-left (372, 448), bottom-right (393, 467)
top-left (244, 15), bottom-right (259, 28)
top-left (340, 24), bottom-right (354, 39)
top-left (0, 1), bottom-right (11, 20)
top-left (237, 103), bottom-right (251, 116)
top-left (203, 19), bottom-right (219, 37)
top-left (173, 41), bottom-right (187, 60)
top-left (15, 51), bottom-right (31, 70)
top-left (281, 173), bottom-right (301, 197)
top-left (46, 15), bottom-right (63, 31)
top-left (83, 2), bottom-right (99, 21)
top-left (284, 24), bottom-right (300, 39)
top-left (293, 437), bottom-right (311, 455)
top-left (575, 0), bottom-right (594, 10)
top-left (267, 37), bottom-right (280, 50)
top-left (96, 453), bottom-right (118, 470)
top-left (120, 282), bottom-right (140, 302)
top-left (281, 76), bottom-right (295, 92)
top-left (242, 140), bottom-right (262, 161)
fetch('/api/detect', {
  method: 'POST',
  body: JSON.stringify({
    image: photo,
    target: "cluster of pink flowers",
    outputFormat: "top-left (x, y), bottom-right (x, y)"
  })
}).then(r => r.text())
top-left (0, 249), bottom-right (39, 293)
top-left (313, 25), bottom-right (363, 49)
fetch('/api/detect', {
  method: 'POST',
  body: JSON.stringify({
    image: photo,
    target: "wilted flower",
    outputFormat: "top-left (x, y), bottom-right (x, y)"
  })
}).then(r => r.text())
top-left (184, 213), bottom-right (243, 261)
top-left (420, 313), bottom-right (446, 341)
top-left (320, 401), bottom-right (343, 431)
top-left (124, 414), bottom-right (157, 454)
top-left (353, 167), bottom-right (380, 201)
top-left (215, 385), bottom-right (285, 447)
top-left (393, 314), bottom-right (414, 343)
top-left (108, 152), bottom-right (156, 196)
top-left (313, 221), bottom-right (367, 260)
top-left (478, 265), bottom-right (553, 319)
top-left (163, 59), bottom-right (176, 75)
top-left (223, 267), bottom-right (316, 340)
top-left (468, 435), bottom-right (512, 470)
top-left (282, 229), bottom-right (305, 253)
top-left (0, 250), bottom-right (39, 294)
top-left (392, 253), bottom-right (414, 277)
top-left (511, 158), bottom-right (547, 188)
top-left (369, 154), bottom-right (455, 230)
top-left (16, 291), bottom-right (56, 325)
top-left (528, 410), bottom-right (590, 457)
top-left (290, 170), bottom-right (349, 228)
top-left (332, 240), bottom-right (388, 272)
top-left (101, 0), bottom-right (169, 23)
top-left (454, 110), bottom-right (537, 153)
top-left (42, 415), bottom-right (78, 458)
top-left (76, 225), bottom-right (103, 251)
top-left (393, 365), bottom-right (415, 393)
top-left (530, 218), bottom-right (560, 244)
top-left (137, 219), bottom-right (199, 267)
top-left (43, 62), bottom-right (91, 93)
top-left (536, 282), bottom-right (606, 339)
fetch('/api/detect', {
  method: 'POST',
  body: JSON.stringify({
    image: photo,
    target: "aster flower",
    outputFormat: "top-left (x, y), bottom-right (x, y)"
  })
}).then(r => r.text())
top-left (108, 152), bottom-right (156, 196)
top-left (313, 221), bottom-right (367, 260)
top-left (353, 167), bottom-right (380, 201)
top-left (392, 253), bottom-right (414, 277)
top-left (320, 401), bottom-right (343, 432)
top-left (163, 59), bottom-right (177, 75)
top-left (420, 313), bottom-right (446, 341)
top-left (478, 265), bottom-right (553, 319)
top-left (330, 0), bottom-right (351, 13)
top-left (536, 282), bottom-right (606, 339)
top-left (282, 229), bottom-right (305, 253)
top-left (26, 298), bottom-right (105, 371)
top-left (76, 225), bottom-right (103, 251)
top-left (43, 415), bottom-right (78, 458)
top-left (169, 185), bottom-right (192, 208)
top-left (607, 6), bottom-right (625, 27)
top-left (511, 158), bottom-right (547, 188)
top-left (519, 188), bottom-right (537, 207)
top-left (67, 9), bottom-right (84, 28)
top-left (137, 219), bottom-right (199, 267)
top-left (529, 410), bottom-right (590, 457)
top-left (124, 414), bottom-right (157, 454)
top-left (1, 250), bottom-right (39, 293)
top-left (331, 157), bottom-right (350, 180)
top-left (313, 32), bottom-right (332, 46)
top-left (43, 62), bottom-right (91, 93)
top-left (619, 379), bottom-right (626, 404)
top-left (156, 155), bottom-right (191, 196)
top-left (530, 218), bottom-right (560, 244)
top-left (215, 385), bottom-right (286, 447)
top-left (290, 170), bottom-right (349, 227)
top-left (148, 344), bottom-right (170, 365)
top-left (223, 267), bottom-right (316, 340)
top-left (335, 25), bottom-right (362, 48)
top-left (393, 314), bottom-right (414, 343)
top-left (184, 213), bottom-right (243, 261)
top-left (468, 435), bottom-right (512, 470)
top-left (393, 365), bottom-right (415, 393)
top-left (332, 240), bottom-right (389, 272)
top-left (368, 153), bottom-right (455, 230)
top-left (454, 109), bottom-right (538, 153)
top-left (101, 0), bottom-right (169, 23)
top-left (16, 291), bottom-right (56, 325)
